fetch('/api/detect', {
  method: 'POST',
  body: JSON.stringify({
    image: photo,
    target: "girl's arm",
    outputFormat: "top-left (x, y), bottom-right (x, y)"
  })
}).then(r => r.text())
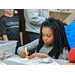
top-left (17, 39), bottom-right (39, 57)
top-left (29, 53), bottom-right (46, 59)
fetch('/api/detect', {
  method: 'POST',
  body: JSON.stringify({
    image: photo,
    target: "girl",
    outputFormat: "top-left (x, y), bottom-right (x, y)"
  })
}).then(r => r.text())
top-left (17, 17), bottom-right (70, 60)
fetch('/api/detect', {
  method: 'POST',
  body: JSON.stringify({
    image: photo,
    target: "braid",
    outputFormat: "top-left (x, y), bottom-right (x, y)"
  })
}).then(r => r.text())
top-left (36, 17), bottom-right (70, 59)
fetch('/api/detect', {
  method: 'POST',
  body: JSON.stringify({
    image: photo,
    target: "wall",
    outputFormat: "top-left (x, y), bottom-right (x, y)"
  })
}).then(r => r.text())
top-left (17, 9), bottom-right (27, 44)
top-left (0, 9), bottom-right (4, 17)
top-left (0, 9), bottom-right (4, 40)
top-left (48, 9), bottom-right (75, 24)
top-left (72, 9), bottom-right (75, 20)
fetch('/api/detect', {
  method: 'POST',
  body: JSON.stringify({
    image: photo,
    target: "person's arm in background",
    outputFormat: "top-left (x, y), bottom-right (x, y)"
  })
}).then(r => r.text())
top-left (2, 35), bottom-right (8, 41)
top-left (20, 32), bottom-right (23, 45)
top-left (19, 18), bottom-right (23, 45)
top-left (24, 9), bottom-right (49, 25)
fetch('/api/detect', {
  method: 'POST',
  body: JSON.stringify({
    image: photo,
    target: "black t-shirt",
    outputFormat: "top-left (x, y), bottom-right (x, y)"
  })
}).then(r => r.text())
top-left (0, 15), bottom-right (23, 53)
top-left (0, 27), bottom-right (1, 36)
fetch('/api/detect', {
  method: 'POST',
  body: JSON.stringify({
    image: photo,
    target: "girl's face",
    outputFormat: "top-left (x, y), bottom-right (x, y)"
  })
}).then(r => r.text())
top-left (4, 9), bottom-right (14, 15)
top-left (42, 27), bottom-right (54, 46)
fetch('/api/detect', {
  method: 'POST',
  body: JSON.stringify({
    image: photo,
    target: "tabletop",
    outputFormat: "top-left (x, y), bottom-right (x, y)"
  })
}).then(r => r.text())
top-left (0, 55), bottom-right (73, 65)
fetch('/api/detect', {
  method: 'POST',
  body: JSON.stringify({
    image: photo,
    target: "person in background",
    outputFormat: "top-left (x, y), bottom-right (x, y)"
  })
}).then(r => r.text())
top-left (24, 9), bottom-right (49, 43)
top-left (59, 18), bottom-right (67, 27)
top-left (17, 17), bottom-right (70, 60)
top-left (65, 21), bottom-right (75, 63)
top-left (0, 9), bottom-right (23, 54)
top-left (67, 47), bottom-right (75, 62)
top-left (62, 22), bottom-right (67, 27)
top-left (24, 9), bottom-right (49, 54)
top-left (0, 27), bottom-right (1, 37)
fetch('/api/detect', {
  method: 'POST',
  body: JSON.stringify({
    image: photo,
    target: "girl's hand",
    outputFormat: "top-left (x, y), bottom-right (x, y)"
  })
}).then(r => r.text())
top-left (20, 50), bottom-right (29, 58)
top-left (29, 53), bottom-right (46, 59)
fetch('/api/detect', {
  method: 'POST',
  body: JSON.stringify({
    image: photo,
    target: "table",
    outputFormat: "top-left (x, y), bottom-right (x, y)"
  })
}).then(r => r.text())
top-left (54, 59), bottom-right (70, 65)
top-left (0, 55), bottom-right (72, 65)
top-left (1, 55), bottom-right (22, 65)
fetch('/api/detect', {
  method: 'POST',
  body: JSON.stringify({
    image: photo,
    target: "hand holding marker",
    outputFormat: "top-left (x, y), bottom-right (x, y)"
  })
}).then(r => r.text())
top-left (25, 47), bottom-right (30, 59)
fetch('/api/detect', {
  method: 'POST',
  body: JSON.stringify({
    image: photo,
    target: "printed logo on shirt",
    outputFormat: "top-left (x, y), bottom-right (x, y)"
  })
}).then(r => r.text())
top-left (5, 21), bottom-right (19, 29)
top-left (5, 22), bottom-right (19, 26)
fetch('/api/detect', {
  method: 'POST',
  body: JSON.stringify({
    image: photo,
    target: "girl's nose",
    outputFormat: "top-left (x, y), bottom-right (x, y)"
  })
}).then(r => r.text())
top-left (44, 36), bottom-right (47, 40)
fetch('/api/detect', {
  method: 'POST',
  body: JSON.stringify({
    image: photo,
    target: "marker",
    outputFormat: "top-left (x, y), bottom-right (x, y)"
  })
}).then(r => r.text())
top-left (28, 58), bottom-right (30, 60)
top-left (25, 47), bottom-right (28, 59)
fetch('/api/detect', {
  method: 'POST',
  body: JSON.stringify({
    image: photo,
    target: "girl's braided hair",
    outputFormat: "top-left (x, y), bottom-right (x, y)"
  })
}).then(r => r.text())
top-left (36, 17), bottom-right (70, 59)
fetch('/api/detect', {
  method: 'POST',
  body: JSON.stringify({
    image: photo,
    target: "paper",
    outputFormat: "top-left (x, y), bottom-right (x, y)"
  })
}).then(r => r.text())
top-left (6, 56), bottom-right (59, 65)
top-left (5, 56), bottom-right (28, 64)
top-left (0, 61), bottom-right (7, 65)
top-left (22, 57), bottom-right (59, 65)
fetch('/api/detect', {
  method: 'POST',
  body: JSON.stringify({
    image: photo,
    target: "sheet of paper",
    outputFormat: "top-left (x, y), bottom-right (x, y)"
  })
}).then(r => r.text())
top-left (24, 57), bottom-right (59, 65)
top-left (5, 56), bottom-right (28, 64)
top-left (0, 61), bottom-right (7, 65)
top-left (6, 56), bottom-right (59, 65)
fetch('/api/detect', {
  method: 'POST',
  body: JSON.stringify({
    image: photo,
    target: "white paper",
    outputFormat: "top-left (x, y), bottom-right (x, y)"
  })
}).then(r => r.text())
top-left (0, 61), bottom-right (7, 65)
top-left (6, 56), bottom-right (59, 65)
top-left (6, 56), bottom-right (28, 63)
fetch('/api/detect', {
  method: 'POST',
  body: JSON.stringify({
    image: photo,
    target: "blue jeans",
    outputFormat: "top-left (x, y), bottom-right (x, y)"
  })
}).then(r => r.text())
top-left (26, 32), bottom-right (40, 55)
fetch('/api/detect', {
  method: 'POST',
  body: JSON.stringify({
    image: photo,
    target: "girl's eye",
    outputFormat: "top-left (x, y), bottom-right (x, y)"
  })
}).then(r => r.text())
top-left (47, 36), bottom-right (51, 38)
